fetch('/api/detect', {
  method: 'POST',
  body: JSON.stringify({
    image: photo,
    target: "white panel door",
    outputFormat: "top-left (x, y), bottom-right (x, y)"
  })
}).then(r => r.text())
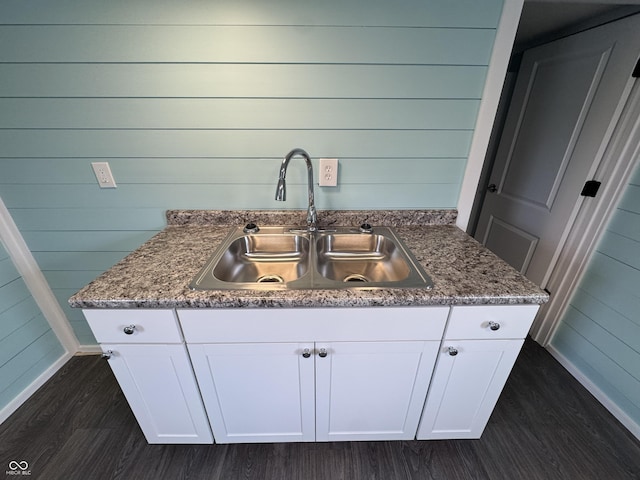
top-left (315, 341), bottom-right (440, 441)
top-left (475, 14), bottom-right (640, 287)
top-left (102, 343), bottom-right (213, 444)
top-left (188, 342), bottom-right (316, 443)
top-left (416, 339), bottom-right (523, 440)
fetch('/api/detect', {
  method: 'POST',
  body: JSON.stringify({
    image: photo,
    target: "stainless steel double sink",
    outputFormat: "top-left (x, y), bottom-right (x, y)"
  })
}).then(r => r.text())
top-left (189, 226), bottom-right (433, 290)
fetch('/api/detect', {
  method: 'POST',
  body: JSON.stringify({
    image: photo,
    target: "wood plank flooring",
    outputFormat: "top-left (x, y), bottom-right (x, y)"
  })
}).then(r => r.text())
top-left (1, 338), bottom-right (639, 480)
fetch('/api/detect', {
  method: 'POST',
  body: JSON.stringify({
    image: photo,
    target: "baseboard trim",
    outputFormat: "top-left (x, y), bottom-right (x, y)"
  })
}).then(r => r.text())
top-left (0, 352), bottom-right (72, 425)
top-left (546, 344), bottom-right (640, 441)
top-left (76, 345), bottom-right (102, 355)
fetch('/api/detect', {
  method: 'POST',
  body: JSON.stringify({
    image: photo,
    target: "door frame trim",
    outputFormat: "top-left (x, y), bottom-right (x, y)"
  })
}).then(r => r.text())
top-left (456, 0), bottom-right (525, 231)
top-left (531, 78), bottom-right (640, 344)
top-left (0, 196), bottom-right (80, 353)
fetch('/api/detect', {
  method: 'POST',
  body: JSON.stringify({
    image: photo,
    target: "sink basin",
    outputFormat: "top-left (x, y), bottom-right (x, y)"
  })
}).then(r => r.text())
top-left (189, 226), bottom-right (432, 290)
top-left (212, 234), bottom-right (310, 284)
top-left (315, 233), bottom-right (410, 283)
top-left (191, 228), bottom-right (310, 289)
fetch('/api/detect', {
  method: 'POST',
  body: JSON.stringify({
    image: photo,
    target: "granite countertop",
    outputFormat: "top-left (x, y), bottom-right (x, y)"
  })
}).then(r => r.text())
top-left (69, 210), bottom-right (549, 309)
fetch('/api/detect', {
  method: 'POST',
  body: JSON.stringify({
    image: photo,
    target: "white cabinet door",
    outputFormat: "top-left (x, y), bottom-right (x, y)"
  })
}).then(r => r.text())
top-left (102, 343), bottom-right (213, 444)
top-left (188, 342), bottom-right (316, 443)
top-left (315, 341), bottom-right (440, 441)
top-left (417, 339), bottom-right (523, 440)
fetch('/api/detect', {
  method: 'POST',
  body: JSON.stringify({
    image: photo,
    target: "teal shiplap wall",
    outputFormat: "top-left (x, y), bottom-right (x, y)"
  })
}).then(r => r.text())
top-left (551, 163), bottom-right (640, 427)
top-left (0, 241), bottom-right (65, 412)
top-left (0, 0), bottom-right (503, 345)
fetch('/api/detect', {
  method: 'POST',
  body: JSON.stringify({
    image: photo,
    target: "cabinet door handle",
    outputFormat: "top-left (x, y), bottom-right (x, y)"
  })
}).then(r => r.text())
top-left (123, 325), bottom-right (136, 335)
top-left (488, 321), bottom-right (501, 331)
top-left (302, 348), bottom-right (311, 358)
top-left (447, 347), bottom-right (458, 356)
top-left (101, 350), bottom-right (113, 360)
top-left (318, 348), bottom-right (328, 358)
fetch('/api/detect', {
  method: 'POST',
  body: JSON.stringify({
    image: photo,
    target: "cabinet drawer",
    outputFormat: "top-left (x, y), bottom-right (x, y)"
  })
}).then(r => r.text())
top-left (444, 305), bottom-right (539, 340)
top-left (178, 307), bottom-right (449, 343)
top-left (83, 309), bottom-right (183, 343)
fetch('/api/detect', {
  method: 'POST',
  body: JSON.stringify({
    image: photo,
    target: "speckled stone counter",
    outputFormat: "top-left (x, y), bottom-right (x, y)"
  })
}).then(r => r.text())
top-left (69, 210), bottom-right (548, 309)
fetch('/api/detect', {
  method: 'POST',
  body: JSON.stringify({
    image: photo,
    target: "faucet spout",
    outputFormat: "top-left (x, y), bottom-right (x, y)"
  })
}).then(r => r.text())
top-left (275, 148), bottom-right (318, 232)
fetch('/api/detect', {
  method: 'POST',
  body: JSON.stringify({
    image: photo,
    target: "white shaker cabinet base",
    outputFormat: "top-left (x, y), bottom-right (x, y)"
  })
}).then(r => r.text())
top-left (315, 341), bottom-right (440, 442)
top-left (189, 340), bottom-right (440, 443)
top-left (188, 342), bottom-right (316, 443)
top-left (417, 339), bottom-right (524, 440)
top-left (102, 343), bottom-right (213, 444)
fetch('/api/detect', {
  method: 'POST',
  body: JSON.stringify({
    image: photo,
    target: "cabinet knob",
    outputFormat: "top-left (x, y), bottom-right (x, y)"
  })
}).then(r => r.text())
top-left (101, 350), bottom-right (113, 360)
top-left (123, 325), bottom-right (136, 335)
top-left (318, 348), bottom-right (328, 358)
top-left (302, 348), bottom-right (311, 358)
top-left (487, 183), bottom-right (498, 193)
top-left (488, 321), bottom-right (501, 331)
top-left (447, 347), bottom-right (458, 356)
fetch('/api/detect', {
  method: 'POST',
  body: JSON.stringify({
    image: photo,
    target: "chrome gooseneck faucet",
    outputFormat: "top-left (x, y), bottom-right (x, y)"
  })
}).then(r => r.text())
top-left (275, 148), bottom-right (317, 232)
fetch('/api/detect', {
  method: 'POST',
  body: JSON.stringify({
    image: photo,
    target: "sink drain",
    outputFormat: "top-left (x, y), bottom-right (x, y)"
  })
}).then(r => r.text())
top-left (256, 275), bottom-right (285, 283)
top-left (343, 274), bottom-right (369, 283)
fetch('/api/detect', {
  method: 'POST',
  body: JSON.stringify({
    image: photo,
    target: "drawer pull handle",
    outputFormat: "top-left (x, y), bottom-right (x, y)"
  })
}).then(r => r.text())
top-left (101, 350), bottom-right (113, 360)
top-left (318, 348), bottom-right (328, 358)
top-left (302, 348), bottom-right (311, 358)
top-left (447, 347), bottom-right (458, 356)
top-left (123, 325), bottom-right (136, 335)
top-left (488, 321), bottom-right (501, 331)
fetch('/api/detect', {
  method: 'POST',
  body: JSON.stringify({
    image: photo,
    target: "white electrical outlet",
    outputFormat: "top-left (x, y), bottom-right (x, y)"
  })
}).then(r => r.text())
top-left (319, 158), bottom-right (338, 187)
top-left (91, 162), bottom-right (117, 188)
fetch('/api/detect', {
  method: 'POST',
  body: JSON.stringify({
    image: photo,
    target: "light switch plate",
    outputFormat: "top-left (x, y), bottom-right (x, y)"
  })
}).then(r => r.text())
top-left (319, 158), bottom-right (338, 187)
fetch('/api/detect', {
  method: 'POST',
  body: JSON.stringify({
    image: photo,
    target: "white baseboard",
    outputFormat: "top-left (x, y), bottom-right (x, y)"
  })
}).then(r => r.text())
top-left (76, 345), bottom-right (102, 355)
top-left (0, 352), bottom-right (72, 425)
top-left (546, 345), bottom-right (640, 441)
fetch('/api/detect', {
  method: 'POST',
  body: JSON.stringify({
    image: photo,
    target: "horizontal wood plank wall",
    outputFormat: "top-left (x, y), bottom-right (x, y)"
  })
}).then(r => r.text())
top-left (0, 0), bottom-right (503, 346)
top-left (551, 163), bottom-right (640, 428)
top-left (0, 242), bottom-right (65, 411)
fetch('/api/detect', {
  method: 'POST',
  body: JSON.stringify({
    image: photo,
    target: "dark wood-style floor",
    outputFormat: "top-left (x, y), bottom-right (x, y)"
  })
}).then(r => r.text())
top-left (1, 339), bottom-right (639, 480)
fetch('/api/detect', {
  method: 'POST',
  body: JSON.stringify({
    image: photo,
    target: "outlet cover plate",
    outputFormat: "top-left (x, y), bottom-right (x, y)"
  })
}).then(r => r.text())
top-left (91, 162), bottom-right (117, 188)
top-left (319, 158), bottom-right (338, 187)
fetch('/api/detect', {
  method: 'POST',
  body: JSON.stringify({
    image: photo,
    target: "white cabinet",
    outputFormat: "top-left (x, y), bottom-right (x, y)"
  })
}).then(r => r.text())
top-left (188, 342), bottom-right (316, 443)
top-left (416, 305), bottom-right (539, 440)
top-left (179, 307), bottom-right (448, 443)
top-left (82, 303), bottom-right (540, 444)
top-left (416, 339), bottom-right (523, 439)
top-left (315, 340), bottom-right (440, 441)
top-left (83, 309), bottom-right (213, 444)
top-left (100, 343), bottom-right (214, 444)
